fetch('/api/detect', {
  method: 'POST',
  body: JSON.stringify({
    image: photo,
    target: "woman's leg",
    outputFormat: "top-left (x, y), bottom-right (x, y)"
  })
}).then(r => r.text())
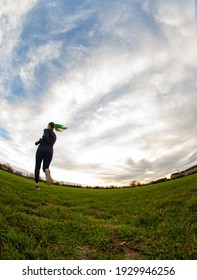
top-left (35, 149), bottom-right (43, 184)
top-left (43, 151), bottom-right (53, 184)
top-left (42, 151), bottom-right (53, 173)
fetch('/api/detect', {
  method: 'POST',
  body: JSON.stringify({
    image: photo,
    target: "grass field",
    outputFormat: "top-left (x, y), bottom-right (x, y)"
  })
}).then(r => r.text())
top-left (0, 169), bottom-right (196, 260)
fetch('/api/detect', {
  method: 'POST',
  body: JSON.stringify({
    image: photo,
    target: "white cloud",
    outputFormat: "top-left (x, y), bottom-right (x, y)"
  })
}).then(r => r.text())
top-left (0, 0), bottom-right (39, 99)
top-left (0, 0), bottom-right (38, 61)
top-left (19, 41), bottom-right (63, 87)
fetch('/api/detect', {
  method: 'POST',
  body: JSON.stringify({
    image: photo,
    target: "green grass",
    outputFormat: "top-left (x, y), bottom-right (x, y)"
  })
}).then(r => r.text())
top-left (0, 169), bottom-right (196, 260)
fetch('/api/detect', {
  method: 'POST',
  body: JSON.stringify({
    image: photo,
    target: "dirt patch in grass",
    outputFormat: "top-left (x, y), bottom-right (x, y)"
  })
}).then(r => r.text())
top-left (110, 238), bottom-right (140, 259)
top-left (78, 246), bottom-right (96, 260)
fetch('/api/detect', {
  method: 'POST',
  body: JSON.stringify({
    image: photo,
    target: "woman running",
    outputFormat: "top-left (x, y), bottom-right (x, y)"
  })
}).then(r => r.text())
top-left (34, 122), bottom-right (67, 190)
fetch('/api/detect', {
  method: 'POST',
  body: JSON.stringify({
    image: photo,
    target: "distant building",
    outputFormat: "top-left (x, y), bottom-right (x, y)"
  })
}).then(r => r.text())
top-left (184, 165), bottom-right (197, 176)
top-left (171, 165), bottom-right (197, 179)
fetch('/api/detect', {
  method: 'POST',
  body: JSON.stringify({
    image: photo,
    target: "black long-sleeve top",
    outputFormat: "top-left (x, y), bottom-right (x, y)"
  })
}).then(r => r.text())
top-left (35, 129), bottom-right (56, 150)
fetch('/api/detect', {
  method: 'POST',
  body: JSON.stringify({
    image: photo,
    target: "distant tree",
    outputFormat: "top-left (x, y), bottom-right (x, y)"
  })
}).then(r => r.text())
top-left (130, 180), bottom-right (141, 187)
top-left (14, 171), bottom-right (23, 177)
top-left (130, 180), bottom-right (138, 187)
top-left (1, 163), bottom-right (13, 173)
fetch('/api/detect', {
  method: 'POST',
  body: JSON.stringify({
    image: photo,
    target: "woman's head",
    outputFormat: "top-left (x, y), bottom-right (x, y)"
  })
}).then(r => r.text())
top-left (48, 122), bottom-right (67, 132)
top-left (48, 122), bottom-right (55, 129)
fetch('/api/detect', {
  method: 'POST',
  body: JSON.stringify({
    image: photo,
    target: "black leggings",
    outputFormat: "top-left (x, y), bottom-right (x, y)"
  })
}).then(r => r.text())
top-left (35, 148), bottom-right (53, 183)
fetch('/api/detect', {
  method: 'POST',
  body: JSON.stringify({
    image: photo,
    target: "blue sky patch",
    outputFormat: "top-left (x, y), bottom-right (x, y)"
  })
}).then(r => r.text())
top-left (0, 128), bottom-right (10, 140)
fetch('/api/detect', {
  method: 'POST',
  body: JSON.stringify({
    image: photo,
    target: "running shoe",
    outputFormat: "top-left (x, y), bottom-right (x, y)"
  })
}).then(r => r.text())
top-left (45, 169), bottom-right (53, 185)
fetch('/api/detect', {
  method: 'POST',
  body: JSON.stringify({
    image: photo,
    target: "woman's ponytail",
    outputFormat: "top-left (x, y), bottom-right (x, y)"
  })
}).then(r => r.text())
top-left (54, 124), bottom-right (68, 132)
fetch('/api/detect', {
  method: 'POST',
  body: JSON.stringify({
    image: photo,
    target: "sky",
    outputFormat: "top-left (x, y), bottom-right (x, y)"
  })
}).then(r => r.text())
top-left (0, 0), bottom-right (197, 186)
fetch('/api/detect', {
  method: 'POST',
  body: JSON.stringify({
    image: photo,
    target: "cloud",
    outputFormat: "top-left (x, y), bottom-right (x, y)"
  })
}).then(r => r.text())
top-left (19, 41), bottom-right (63, 87)
top-left (0, 0), bottom-right (39, 96)
top-left (0, 0), bottom-right (196, 186)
